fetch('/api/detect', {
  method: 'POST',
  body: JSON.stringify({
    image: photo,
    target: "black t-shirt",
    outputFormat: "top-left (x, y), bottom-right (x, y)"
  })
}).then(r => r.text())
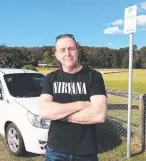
top-left (41, 67), bottom-right (106, 155)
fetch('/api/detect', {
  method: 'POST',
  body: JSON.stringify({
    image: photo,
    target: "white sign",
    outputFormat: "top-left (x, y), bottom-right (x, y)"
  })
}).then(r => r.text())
top-left (124, 5), bottom-right (137, 34)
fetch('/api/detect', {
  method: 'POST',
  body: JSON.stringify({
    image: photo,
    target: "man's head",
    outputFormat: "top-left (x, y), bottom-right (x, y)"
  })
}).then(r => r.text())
top-left (53, 34), bottom-right (80, 69)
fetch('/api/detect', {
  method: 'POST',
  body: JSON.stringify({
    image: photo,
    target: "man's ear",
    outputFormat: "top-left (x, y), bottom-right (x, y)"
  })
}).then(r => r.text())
top-left (76, 42), bottom-right (80, 50)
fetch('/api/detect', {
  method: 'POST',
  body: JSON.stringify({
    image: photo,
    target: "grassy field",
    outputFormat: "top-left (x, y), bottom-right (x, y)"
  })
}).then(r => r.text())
top-left (0, 68), bottom-right (145, 161)
top-left (102, 69), bottom-right (146, 94)
top-left (107, 94), bottom-right (139, 105)
top-left (37, 67), bottom-right (146, 94)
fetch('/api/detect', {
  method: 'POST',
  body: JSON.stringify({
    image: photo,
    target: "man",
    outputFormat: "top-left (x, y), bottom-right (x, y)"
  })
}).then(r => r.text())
top-left (39, 34), bottom-right (107, 161)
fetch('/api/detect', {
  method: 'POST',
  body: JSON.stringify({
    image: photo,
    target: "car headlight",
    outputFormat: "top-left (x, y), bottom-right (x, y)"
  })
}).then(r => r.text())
top-left (27, 111), bottom-right (50, 129)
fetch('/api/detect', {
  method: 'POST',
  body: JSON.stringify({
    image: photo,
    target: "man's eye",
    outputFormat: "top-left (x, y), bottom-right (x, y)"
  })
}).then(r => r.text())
top-left (69, 48), bottom-right (75, 51)
top-left (60, 49), bottom-right (66, 52)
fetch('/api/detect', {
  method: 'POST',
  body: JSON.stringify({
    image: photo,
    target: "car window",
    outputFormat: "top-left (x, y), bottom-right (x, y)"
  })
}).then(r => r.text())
top-left (4, 73), bottom-right (45, 98)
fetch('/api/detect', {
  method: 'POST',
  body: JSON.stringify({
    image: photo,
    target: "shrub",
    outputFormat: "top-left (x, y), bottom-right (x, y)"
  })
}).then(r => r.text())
top-left (22, 64), bottom-right (37, 71)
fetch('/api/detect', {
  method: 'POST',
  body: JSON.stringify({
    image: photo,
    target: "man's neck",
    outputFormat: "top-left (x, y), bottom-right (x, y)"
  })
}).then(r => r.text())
top-left (62, 65), bottom-right (82, 73)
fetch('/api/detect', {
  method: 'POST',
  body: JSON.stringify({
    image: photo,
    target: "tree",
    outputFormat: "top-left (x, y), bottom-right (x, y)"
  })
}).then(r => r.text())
top-left (139, 46), bottom-right (146, 68)
top-left (0, 44), bottom-right (146, 69)
top-left (42, 51), bottom-right (50, 65)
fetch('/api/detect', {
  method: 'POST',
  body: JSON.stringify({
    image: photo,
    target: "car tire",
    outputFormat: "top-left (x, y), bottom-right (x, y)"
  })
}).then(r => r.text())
top-left (6, 123), bottom-right (26, 156)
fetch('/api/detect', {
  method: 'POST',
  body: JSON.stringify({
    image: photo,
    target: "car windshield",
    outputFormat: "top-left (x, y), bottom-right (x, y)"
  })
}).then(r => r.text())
top-left (4, 73), bottom-right (45, 98)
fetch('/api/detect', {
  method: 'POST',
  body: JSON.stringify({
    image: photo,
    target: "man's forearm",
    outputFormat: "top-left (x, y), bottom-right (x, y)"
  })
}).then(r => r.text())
top-left (67, 106), bottom-right (106, 124)
top-left (40, 101), bottom-right (90, 120)
top-left (67, 95), bottom-right (107, 124)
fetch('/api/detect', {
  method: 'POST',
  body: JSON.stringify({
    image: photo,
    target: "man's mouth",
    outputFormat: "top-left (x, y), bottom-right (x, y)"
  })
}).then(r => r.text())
top-left (65, 58), bottom-right (73, 61)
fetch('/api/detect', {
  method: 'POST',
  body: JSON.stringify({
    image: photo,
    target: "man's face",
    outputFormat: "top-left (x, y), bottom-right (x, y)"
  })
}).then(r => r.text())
top-left (55, 37), bottom-right (79, 68)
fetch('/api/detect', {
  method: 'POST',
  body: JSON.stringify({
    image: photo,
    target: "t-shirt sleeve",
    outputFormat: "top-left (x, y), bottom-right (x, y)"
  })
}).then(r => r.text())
top-left (90, 71), bottom-right (107, 97)
top-left (41, 73), bottom-right (53, 96)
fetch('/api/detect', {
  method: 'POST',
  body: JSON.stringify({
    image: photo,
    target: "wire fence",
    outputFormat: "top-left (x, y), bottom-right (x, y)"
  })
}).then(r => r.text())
top-left (95, 88), bottom-right (146, 158)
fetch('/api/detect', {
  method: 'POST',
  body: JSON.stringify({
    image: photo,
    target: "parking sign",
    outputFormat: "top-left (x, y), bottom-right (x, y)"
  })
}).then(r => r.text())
top-left (124, 5), bottom-right (137, 34)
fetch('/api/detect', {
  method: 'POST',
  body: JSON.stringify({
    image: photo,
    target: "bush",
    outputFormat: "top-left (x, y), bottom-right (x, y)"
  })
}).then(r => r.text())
top-left (22, 64), bottom-right (37, 71)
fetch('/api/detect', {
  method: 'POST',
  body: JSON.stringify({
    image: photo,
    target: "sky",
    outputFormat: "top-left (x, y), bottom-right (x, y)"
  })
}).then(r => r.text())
top-left (0, 0), bottom-right (146, 49)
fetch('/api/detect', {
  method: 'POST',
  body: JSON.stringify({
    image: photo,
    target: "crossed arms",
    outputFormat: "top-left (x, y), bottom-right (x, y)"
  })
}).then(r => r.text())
top-left (39, 93), bottom-right (107, 125)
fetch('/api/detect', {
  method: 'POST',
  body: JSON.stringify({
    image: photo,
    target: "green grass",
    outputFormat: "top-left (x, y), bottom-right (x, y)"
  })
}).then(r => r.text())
top-left (37, 67), bottom-right (146, 94)
top-left (99, 144), bottom-right (146, 161)
top-left (102, 69), bottom-right (146, 94)
top-left (97, 108), bottom-right (142, 161)
top-left (0, 135), bottom-right (44, 161)
top-left (107, 95), bottom-right (139, 105)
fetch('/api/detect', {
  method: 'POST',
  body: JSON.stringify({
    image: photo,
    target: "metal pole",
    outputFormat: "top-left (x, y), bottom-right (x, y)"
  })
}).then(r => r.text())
top-left (127, 33), bottom-right (133, 158)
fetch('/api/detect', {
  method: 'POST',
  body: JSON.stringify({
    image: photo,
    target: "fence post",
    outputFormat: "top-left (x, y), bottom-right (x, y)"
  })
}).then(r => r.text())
top-left (139, 94), bottom-right (146, 152)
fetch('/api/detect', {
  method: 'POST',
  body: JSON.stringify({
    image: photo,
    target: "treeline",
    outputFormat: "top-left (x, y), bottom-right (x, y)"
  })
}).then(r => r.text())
top-left (0, 44), bottom-right (146, 68)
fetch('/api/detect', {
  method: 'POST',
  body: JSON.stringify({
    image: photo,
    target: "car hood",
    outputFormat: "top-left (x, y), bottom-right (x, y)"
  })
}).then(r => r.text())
top-left (14, 97), bottom-right (40, 115)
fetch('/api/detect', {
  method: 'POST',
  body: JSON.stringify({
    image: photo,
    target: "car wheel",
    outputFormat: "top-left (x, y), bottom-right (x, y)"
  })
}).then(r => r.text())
top-left (6, 123), bottom-right (26, 156)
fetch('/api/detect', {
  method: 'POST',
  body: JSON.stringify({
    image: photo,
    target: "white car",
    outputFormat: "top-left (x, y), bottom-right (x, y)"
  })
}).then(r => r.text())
top-left (0, 68), bottom-right (50, 156)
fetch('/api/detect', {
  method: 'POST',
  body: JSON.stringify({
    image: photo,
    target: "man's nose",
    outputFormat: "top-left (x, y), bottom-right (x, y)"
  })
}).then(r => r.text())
top-left (65, 49), bottom-right (71, 56)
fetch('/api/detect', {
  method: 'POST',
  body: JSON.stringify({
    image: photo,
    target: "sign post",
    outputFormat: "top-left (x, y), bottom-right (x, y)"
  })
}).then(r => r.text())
top-left (124, 5), bottom-right (137, 158)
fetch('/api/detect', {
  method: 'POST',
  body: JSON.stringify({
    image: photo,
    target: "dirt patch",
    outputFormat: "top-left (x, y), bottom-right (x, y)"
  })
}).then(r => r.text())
top-left (99, 70), bottom-right (128, 74)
